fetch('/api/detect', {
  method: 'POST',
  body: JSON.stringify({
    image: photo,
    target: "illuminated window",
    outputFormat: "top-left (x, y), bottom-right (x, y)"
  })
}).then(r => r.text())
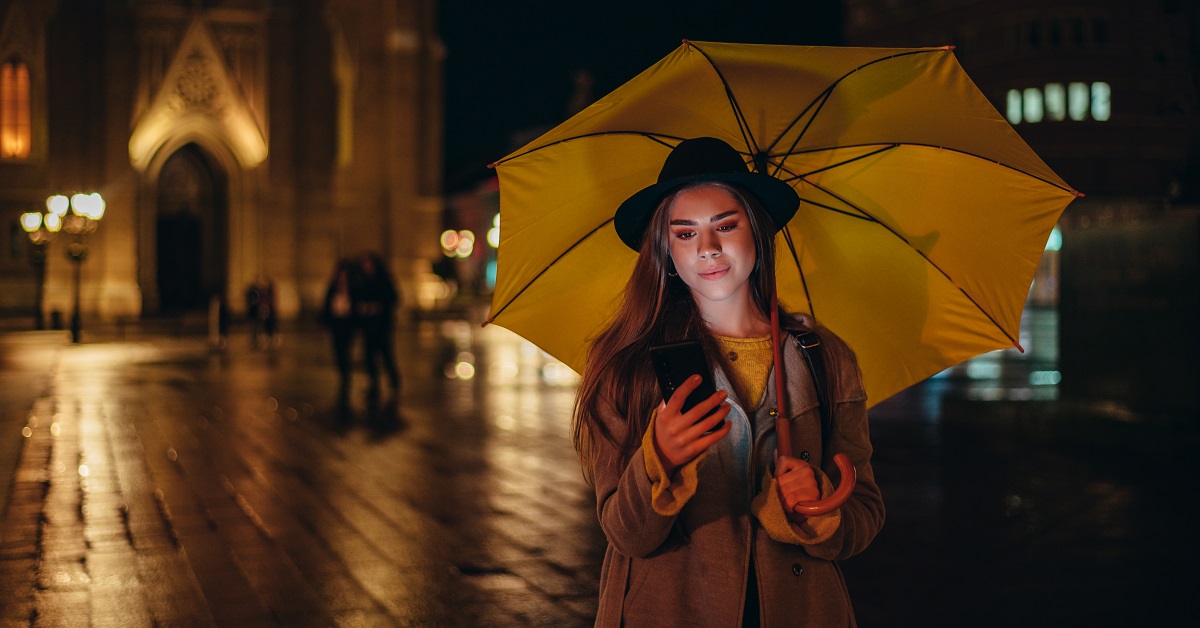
top-left (1044, 83), bottom-right (1066, 121)
top-left (1068, 82), bottom-right (1089, 121)
top-left (1, 59), bottom-right (31, 159)
top-left (1023, 88), bottom-right (1043, 123)
top-left (1006, 89), bottom-right (1023, 124)
top-left (1091, 82), bottom-right (1111, 121)
top-left (1007, 82), bottom-right (1111, 125)
top-left (1044, 226), bottom-right (1062, 252)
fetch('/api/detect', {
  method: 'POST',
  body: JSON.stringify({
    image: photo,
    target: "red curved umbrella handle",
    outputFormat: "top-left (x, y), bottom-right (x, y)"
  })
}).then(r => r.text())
top-left (792, 453), bottom-right (856, 517)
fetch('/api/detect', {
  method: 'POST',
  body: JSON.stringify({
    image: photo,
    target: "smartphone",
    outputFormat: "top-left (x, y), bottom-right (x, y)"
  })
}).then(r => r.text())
top-left (650, 340), bottom-right (723, 428)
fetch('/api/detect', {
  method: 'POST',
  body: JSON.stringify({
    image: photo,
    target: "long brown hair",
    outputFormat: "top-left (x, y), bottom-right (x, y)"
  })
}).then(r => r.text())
top-left (572, 181), bottom-right (785, 484)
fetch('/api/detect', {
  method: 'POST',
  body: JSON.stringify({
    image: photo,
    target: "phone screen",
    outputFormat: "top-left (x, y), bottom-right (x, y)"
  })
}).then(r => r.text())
top-left (650, 340), bottom-right (720, 418)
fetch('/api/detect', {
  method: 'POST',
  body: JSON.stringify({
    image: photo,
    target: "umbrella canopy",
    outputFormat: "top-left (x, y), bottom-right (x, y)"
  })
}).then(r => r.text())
top-left (486, 41), bottom-right (1079, 407)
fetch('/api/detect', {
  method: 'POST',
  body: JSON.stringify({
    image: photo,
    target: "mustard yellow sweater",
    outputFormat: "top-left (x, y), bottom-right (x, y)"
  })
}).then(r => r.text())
top-left (714, 334), bottom-right (773, 410)
top-left (642, 335), bottom-right (839, 544)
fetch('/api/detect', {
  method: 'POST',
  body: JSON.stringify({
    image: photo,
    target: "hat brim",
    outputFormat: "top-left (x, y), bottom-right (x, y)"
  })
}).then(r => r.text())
top-left (614, 172), bottom-right (800, 250)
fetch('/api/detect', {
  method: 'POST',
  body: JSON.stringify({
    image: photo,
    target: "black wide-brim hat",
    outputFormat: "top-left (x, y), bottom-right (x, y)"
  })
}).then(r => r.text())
top-left (614, 137), bottom-right (801, 250)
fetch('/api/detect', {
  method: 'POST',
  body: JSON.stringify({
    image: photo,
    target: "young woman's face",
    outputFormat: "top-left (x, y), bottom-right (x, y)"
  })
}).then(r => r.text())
top-left (667, 185), bottom-right (757, 307)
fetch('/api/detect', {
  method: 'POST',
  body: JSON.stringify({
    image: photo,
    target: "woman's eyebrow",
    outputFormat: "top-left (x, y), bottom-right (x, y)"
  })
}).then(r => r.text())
top-left (669, 210), bottom-right (740, 226)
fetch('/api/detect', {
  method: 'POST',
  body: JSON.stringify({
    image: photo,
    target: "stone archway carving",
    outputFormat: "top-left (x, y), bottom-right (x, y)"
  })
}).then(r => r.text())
top-left (129, 16), bottom-right (266, 315)
top-left (128, 18), bottom-right (267, 172)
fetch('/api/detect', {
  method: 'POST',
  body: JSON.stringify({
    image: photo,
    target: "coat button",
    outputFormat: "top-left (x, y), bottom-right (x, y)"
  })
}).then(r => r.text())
top-left (792, 563), bottom-right (803, 576)
top-left (799, 450), bottom-right (810, 461)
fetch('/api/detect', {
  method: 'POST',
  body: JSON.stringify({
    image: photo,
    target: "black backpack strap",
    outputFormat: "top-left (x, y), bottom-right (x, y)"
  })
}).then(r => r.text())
top-left (793, 331), bottom-right (833, 456)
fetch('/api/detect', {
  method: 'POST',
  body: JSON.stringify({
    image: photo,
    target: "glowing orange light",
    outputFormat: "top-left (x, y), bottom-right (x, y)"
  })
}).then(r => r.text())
top-left (1, 61), bottom-right (31, 159)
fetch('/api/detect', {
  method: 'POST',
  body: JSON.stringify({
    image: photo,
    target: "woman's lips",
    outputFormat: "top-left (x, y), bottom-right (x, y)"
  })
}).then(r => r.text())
top-left (698, 266), bottom-right (730, 281)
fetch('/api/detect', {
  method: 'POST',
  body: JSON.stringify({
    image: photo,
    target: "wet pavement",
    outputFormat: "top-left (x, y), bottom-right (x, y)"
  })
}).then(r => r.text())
top-left (0, 310), bottom-right (1193, 627)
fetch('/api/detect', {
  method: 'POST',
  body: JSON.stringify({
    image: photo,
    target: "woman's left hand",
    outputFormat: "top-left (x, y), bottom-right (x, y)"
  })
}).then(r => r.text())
top-left (775, 451), bottom-right (820, 513)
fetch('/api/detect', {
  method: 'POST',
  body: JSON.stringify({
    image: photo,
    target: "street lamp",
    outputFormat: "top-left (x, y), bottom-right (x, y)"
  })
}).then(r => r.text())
top-left (19, 204), bottom-right (64, 330)
top-left (49, 193), bottom-right (104, 343)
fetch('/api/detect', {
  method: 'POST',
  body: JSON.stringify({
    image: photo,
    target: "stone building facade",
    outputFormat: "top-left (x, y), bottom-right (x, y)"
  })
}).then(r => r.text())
top-left (0, 0), bottom-right (443, 323)
top-left (843, 0), bottom-right (1199, 413)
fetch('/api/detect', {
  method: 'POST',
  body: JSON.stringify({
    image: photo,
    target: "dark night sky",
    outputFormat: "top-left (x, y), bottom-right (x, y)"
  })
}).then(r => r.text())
top-left (438, 0), bottom-right (843, 189)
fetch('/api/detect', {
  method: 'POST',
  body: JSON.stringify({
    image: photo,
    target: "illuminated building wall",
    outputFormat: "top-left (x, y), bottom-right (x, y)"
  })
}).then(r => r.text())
top-left (844, 0), bottom-right (1196, 198)
top-left (844, 0), bottom-right (1199, 413)
top-left (0, 0), bottom-right (444, 321)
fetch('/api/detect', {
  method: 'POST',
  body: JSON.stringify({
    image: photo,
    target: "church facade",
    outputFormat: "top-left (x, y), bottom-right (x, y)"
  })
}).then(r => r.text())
top-left (0, 0), bottom-right (443, 323)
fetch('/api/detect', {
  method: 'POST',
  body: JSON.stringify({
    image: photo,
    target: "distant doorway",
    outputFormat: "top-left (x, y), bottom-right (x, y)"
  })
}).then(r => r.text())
top-left (156, 144), bottom-right (227, 312)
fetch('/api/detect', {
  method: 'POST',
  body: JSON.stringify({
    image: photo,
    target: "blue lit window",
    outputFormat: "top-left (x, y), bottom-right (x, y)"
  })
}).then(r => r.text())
top-left (1045, 226), bottom-right (1061, 251)
top-left (1068, 83), bottom-right (1089, 121)
top-left (1023, 88), bottom-right (1043, 123)
top-left (1044, 83), bottom-right (1066, 121)
top-left (1006, 82), bottom-right (1110, 125)
top-left (1006, 89), bottom-right (1023, 124)
top-left (1091, 82), bottom-right (1111, 121)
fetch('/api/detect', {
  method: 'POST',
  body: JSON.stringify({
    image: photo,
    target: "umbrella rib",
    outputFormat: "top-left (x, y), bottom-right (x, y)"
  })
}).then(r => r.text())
top-left (799, 176), bottom-right (1021, 348)
top-left (767, 48), bottom-right (950, 162)
top-left (490, 131), bottom-right (684, 167)
top-left (774, 141), bottom-right (1080, 196)
top-left (772, 88), bottom-right (836, 179)
top-left (686, 41), bottom-right (763, 162)
top-left (795, 196), bottom-right (875, 221)
top-left (787, 144), bottom-right (900, 179)
top-left (484, 218), bottom-right (616, 325)
top-left (762, 89), bottom-right (827, 173)
top-left (772, 158), bottom-right (876, 220)
top-left (779, 226), bottom-right (816, 319)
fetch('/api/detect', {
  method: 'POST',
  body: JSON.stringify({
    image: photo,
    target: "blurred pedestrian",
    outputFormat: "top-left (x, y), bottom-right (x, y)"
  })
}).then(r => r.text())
top-left (321, 260), bottom-right (359, 407)
top-left (246, 275), bottom-right (279, 349)
top-left (574, 138), bottom-right (884, 626)
top-left (244, 281), bottom-right (262, 342)
top-left (208, 290), bottom-right (229, 352)
top-left (357, 253), bottom-right (401, 401)
top-left (260, 277), bottom-right (279, 347)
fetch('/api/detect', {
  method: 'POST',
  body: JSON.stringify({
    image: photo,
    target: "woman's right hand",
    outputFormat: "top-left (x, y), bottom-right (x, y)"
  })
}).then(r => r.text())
top-left (653, 375), bottom-right (731, 477)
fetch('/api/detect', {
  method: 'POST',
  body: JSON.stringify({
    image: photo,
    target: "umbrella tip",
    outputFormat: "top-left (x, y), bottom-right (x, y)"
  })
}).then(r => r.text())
top-left (487, 162), bottom-right (497, 170)
top-left (481, 317), bottom-right (493, 328)
top-left (1073, 189), bottom-right (1086, 198)
top-left (1015, 342), bottom-right (1026, 354)
top-left (944, 45), bottom-right (956, 51)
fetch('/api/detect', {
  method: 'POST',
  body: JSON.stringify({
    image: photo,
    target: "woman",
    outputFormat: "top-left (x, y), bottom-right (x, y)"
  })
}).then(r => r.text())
top-left (574, 137), bottom-right (884, 627)
top-left (356, 253), bottom-right (401, 401)
top-left (320, 259), bottom-right (359, 407)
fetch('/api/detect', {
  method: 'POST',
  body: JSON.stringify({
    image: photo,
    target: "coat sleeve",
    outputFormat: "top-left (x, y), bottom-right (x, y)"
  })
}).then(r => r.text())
top-left (751, 326), bottom-right (885, 560)
top-left (591, 401), bottom-right (699, 559)
top-left (751, 464), bottom-right (842, 545)
top-left (801, 328), bottom-right (885, 561)
top-left (799, 396), bottom-right (885, 561)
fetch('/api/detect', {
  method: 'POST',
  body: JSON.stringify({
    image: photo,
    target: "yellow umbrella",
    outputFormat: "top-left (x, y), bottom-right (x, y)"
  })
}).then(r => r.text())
top-left (486, 40), bottom-right (1080, 407)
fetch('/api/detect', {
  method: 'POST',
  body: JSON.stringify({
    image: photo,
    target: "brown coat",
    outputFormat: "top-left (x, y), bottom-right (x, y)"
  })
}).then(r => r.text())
top-left (591, 322), bottom-right (884, 627)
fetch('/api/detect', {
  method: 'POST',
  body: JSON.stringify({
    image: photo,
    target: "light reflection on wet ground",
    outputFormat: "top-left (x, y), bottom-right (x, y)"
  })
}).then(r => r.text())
top-left (0, 306), bottom-right (1191, 626)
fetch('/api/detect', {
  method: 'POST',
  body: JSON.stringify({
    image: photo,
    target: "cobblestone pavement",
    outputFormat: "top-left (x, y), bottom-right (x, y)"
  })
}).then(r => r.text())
top-left (0, 315), bottom-right (1193, 627)
top-left (1, 321), bottom-right (603, 627)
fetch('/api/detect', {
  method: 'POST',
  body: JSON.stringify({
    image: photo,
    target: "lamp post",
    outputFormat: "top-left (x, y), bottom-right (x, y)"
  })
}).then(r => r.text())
top-left (19, 207), bottom-right (62, 330)
top-left (49, 193), bottom-right (104, 343)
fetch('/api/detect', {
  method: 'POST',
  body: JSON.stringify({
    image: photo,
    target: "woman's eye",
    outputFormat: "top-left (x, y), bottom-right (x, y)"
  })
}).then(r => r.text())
top-left (716, 222), bottom-right (738, 232)
top-left (674, 231), bottom-right (696, 240)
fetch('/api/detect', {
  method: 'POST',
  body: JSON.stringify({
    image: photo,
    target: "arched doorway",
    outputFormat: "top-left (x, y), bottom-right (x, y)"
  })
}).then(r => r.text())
top-left (155, 143), bottom-right (227, 312)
